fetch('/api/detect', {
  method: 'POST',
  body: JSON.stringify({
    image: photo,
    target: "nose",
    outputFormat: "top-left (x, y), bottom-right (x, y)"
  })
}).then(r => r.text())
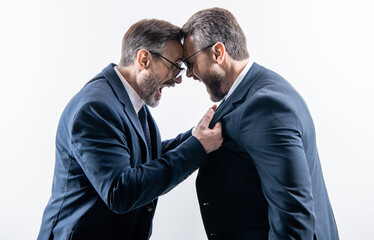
top-left (175, 75), bottom-right (182, 84)
top-left (186, 69), bottom-right (195, 78)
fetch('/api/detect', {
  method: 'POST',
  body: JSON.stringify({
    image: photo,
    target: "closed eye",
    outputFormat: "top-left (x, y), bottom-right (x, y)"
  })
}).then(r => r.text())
top-left (186, 61), bottom-right (195, 69)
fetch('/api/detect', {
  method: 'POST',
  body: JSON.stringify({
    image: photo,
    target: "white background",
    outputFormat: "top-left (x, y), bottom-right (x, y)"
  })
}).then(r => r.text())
top-left (1, 0), bottom-right (373, 239)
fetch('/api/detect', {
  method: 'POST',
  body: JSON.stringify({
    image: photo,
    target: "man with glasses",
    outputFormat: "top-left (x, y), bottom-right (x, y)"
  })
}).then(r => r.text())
top-left (37, 19), bottom-right (223, 240)
top-left (182, 8), bottom-right (339, 240)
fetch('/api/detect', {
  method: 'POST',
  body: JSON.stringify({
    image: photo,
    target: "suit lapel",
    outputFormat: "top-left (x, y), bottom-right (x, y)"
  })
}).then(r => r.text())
top-left (209, 62), bottom-right (264, 128)
top-left (102, 64), bottom-right (150, 159)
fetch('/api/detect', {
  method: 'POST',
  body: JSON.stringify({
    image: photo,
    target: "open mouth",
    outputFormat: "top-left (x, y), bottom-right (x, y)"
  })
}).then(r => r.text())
top-left (159, 82), bottom-right (175, 92)
top-left (164, 81), bottom-right (175, 88)
top-left (156, 80), bottom-right (176, 96)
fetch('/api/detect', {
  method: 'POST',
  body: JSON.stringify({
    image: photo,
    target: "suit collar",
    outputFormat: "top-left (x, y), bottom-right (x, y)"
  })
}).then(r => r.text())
top-left (102, 63), bottom-right (135, 107)
top-left (224, 59), bottom-right (254, 101)
top-left (209, 62), bottom-right (264, 128)
top-left (113, 66), bottom-right (144, 114)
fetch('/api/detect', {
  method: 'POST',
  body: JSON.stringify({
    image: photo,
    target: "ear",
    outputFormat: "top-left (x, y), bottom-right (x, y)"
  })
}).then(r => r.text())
top-left (211, 42), bottom-right (226, 64)
top-left (136, 49), bottom-right (151, 70)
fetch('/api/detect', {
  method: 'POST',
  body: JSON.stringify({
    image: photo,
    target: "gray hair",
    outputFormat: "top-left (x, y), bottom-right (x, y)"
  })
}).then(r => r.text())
top-left (119, 19), bottom-right (181, 66)
top-left (182, 8), bottom-right (249, 61)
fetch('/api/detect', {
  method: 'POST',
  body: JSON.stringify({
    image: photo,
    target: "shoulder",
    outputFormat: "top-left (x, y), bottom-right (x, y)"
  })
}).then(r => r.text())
top-left (241, 66), bottom-right (305, 118)
top-left (81, 78), bottom-right (117, 103)
top-left (60, 78), bottom-right (124, 127)
top-left (69, 77), bottom-right (122, 111)
top-left (241, 86), bottom-right (296, 117)
top-left (238, 85), bottom-right (303, 136)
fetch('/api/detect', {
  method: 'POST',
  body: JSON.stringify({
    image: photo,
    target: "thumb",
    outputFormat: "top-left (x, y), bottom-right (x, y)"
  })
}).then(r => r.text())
top-left (210, 104), bottom-right (218, 112)
top-left (199, 108), bottom-right (215, 128)
top-left (212, 121), bottom-right (222, 131)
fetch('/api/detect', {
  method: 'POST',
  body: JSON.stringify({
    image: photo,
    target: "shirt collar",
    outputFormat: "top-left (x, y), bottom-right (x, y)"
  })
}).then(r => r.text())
top-left (114, 66), bottom-right (144, 114)
top-left (224, 58), bottom-right (254, 101)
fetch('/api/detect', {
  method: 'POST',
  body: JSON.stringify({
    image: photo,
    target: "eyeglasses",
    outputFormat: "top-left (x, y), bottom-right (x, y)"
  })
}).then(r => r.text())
top-left (183, 44), bottom-right (214, 70)
top-left (149, 51), bottom-right (185, 79)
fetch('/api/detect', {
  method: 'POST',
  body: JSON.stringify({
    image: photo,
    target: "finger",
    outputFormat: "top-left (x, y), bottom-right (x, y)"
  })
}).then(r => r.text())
top-left (199, 108), bottom-right (215, 128)
top-left (212, 121), bottom-right (222, 131)
top-left (210, 104), bottom-right (218, 112)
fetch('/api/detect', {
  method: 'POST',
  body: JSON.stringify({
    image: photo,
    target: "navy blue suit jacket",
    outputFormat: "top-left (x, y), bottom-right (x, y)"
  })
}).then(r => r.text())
top-left (38, 64), bottom-right (206, 240)
top-left (197, 63), bottom-right (339, 239)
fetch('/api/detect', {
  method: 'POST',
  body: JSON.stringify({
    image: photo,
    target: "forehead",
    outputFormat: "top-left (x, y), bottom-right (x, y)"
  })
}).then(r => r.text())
top-left (163, 40), bottom-right (183, 60)
top-left (183, 35), bottom-right (198, 58)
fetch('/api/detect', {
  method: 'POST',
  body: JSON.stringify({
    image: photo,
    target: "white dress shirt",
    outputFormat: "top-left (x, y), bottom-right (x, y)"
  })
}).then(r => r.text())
top-left (193, 59), bottom-right (254, 133)
top-left (114, 66), bottom-right (144, 115)
top-left (223, 59), bottom-right (254, 101)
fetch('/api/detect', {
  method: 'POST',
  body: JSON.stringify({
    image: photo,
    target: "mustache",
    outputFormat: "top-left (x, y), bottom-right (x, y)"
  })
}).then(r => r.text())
top-left (163, 80), bottom-right (175, 88)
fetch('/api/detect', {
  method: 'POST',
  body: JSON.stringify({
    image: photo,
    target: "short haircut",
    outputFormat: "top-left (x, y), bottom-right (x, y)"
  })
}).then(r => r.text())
top-left (119, 19), bottom-right (181, 66)
top-left (182, 7), bottom-right (249, 61)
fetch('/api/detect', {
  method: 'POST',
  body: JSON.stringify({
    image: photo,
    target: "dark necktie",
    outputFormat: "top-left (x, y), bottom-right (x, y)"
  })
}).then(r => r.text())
top-left (138, 106), bottom-right (152, 156)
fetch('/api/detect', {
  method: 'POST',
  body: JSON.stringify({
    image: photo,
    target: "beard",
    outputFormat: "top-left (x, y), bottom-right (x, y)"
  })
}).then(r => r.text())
top-left (139, 70), bottom-right (175, 108)
top-left (139, 70), bottom-right (161, 108)
top-left (205, 71), bottom-right (226, 102)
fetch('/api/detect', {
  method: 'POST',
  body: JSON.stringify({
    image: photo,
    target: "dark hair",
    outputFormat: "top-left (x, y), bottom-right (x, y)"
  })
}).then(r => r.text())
top-left (119, 19), bottom-right (181, 66)
top-left (182, 7), bottom-right (249, 61)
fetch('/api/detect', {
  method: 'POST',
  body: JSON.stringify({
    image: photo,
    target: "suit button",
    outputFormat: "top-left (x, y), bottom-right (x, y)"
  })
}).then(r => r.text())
top-left (202, 202), bottom-right (210, 206)
top-left (210, 233), bottom-right (218, 237)
top-left (146, 205), bottom-right (153, 212)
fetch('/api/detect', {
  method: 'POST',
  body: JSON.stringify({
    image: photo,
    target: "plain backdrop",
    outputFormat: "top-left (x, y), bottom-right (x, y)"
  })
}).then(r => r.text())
top-left (1, 0), bottom-right (373, 239)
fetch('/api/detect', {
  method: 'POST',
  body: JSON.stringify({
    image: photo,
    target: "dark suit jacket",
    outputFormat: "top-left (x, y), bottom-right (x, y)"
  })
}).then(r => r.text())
top-left (38, 63), bottom-right (206, 240)
top-left (197, 63), bottom-right (339, 240)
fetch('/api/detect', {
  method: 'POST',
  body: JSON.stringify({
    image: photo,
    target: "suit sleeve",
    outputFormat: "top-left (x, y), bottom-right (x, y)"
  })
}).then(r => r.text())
top-left (239, 96), bottom-right (316, 239)
top-left (162, 129), bottom-right (193, 153)
top-left (70, 101), bottom-right (207, 214)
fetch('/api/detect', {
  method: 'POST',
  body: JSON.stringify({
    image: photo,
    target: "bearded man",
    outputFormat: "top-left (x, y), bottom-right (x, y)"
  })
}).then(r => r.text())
top-left (182, 8), bottom-right (339, 240)
top-left (37, 19), bottom-right (222, 240)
